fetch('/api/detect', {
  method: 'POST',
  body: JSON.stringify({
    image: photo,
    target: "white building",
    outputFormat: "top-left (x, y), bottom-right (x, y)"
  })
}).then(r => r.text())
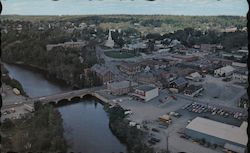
top-left (132, 84), bottom-right (159, 102)
top-left (233, 70), bottom-right (248, 83)
top-left (185, 117), bottom-right (248, 153)
top-left (214, 66), bottom-right (235, 77)
top-left (185, 72), bottom-right (202, 82)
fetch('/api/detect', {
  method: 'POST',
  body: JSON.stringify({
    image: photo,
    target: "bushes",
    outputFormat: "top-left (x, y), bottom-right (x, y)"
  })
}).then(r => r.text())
top-left (105, 105), bottom-right (154, 153)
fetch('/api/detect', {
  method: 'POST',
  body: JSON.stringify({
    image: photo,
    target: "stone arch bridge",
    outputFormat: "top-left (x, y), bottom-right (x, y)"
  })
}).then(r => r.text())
top-left (3, 86), bottom-right (108, 109)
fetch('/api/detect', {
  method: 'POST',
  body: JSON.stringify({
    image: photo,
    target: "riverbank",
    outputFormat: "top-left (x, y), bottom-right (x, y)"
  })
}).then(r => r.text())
top-left (104, 104), bottom-right (154, 153)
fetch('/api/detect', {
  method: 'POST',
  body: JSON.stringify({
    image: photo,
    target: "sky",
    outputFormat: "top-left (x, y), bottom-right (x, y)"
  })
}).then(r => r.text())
top-left (1, 0), bottom-right (248, 16)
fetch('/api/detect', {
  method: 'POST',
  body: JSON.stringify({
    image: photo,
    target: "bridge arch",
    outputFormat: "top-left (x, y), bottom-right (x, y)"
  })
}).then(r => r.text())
top-left (70, 96), bottom-right (81, 102)
top-left (48, 101), bottom-right (57, 106)
top-left (57, 98), bottom-right (70, 104)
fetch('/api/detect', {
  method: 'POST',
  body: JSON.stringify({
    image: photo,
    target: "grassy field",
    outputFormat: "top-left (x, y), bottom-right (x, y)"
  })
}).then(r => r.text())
top-left (104, 51), bottom-right (140, 59)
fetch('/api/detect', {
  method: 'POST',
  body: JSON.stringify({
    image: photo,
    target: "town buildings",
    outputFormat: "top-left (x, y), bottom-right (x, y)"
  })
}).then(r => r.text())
top-left (119, 62), bottom-right (141, 75)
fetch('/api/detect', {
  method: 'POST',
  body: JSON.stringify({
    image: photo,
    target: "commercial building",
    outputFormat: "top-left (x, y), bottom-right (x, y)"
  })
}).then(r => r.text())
top-left (185, 117), bottom-right (248, 153)
top-left (132, 84), bottom-right (159, 102)
top-left (119, 62), bottom-right (141, 75)
top-left (214, 65), bottom-right (235, 77)
top-left (107, 80), bottom-right (138, 95)
top-left (91, 64), bottom-right (114, 84)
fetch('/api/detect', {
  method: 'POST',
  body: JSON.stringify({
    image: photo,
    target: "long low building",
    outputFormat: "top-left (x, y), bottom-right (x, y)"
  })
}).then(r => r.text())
top-left (185, 117), bottom-right (248, 153)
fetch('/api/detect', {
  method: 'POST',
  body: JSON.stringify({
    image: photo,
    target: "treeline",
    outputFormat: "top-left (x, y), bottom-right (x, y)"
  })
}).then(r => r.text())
top-left (104, 105), bottom-right (155, 153)
top-left (1, 65), bottom-right (27, 96)
top-left (2, 15), bottom-right (246, 30)
top-left (146, 28), bottom-right (247, 50)
top-left (1, 104), bottom-right (68, 152)
top-left (1, 27), bottom-right (100, 88)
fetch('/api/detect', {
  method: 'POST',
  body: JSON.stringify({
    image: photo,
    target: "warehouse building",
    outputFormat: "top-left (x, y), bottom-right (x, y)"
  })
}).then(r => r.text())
top-left (185, 117), bottom-right (248, 153)
top-left (214, 65), bottom-right (235, 77)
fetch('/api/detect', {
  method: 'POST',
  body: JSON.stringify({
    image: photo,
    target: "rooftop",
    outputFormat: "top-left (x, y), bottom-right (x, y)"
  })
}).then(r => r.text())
top-left (171, 77), bottom-right (188, 86)
top-left (135, 84), bottom-right (157, 92)
top-left (186, 117), bottom-right (248, 146)
top-left (216, 65), bottom-right (235, 72)
top-left (109, 80), bottom-right (138, 89)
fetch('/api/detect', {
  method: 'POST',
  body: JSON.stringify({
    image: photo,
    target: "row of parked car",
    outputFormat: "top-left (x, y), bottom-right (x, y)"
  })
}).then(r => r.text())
top-left (148, 128), bottom-right (161, 145)
top-left (182, 102), bottom-right (245, 120)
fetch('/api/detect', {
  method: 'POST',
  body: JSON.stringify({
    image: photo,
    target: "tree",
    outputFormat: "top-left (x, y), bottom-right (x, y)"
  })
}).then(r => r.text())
top-left (2, 118), bottom-right (14, 129)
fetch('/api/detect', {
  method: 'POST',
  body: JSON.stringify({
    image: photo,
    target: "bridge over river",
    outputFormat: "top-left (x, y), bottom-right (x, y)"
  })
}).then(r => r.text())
top-left (2, 86), bottom-right (107, 109)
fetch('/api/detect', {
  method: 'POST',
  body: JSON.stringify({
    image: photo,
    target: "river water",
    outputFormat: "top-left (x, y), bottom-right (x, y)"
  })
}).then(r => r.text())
top-left (4, 63), bottom-right (127, 153)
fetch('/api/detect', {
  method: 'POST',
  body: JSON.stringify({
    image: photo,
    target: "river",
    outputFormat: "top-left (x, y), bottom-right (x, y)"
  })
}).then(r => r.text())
top-left (4, 63), bottom-right (127, 153)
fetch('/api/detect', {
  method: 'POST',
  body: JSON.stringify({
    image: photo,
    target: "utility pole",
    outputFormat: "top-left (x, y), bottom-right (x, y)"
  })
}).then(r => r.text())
top-left (166, 132), bottom-right (169, 153)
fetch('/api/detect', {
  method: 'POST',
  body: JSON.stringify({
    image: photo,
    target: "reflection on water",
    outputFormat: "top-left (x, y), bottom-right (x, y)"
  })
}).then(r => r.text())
top-left (58, 98), bottom-right (127, 153)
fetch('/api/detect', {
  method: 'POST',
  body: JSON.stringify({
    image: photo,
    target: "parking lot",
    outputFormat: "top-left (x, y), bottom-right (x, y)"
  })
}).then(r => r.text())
top-left (190, 75), bottom-right (246, 108)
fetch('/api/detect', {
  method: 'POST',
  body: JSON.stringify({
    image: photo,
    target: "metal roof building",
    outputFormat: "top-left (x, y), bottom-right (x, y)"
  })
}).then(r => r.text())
top-left (185, 117), bottom-right (248, 152)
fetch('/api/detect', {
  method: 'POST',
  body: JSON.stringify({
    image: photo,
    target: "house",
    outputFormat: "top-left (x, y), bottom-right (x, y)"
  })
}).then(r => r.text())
top-left (184, 85), bottom-right (203, 97)
top-left (132, 84), bottom-right (159, 102)
top-left (214, 66), bottom-right (235, 77)
top-left (233, 69), bottom-right (248, 83)
top-left (91, 64), bottom-right (114, 84)
top-left (169, 77), bottom-right (188, 92)
top-left (185, 72), bottom-right (202, 82)
top-left (107, 80), bottom-right (138, 95)
top-left (119, 62), bottom-right (141, 75)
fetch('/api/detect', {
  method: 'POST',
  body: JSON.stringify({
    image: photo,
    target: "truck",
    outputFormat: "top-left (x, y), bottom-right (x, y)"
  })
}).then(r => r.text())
top-left (24, 104), bottom-right (35, 112)
top-left (13, 88), bottom-right (21, 95)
